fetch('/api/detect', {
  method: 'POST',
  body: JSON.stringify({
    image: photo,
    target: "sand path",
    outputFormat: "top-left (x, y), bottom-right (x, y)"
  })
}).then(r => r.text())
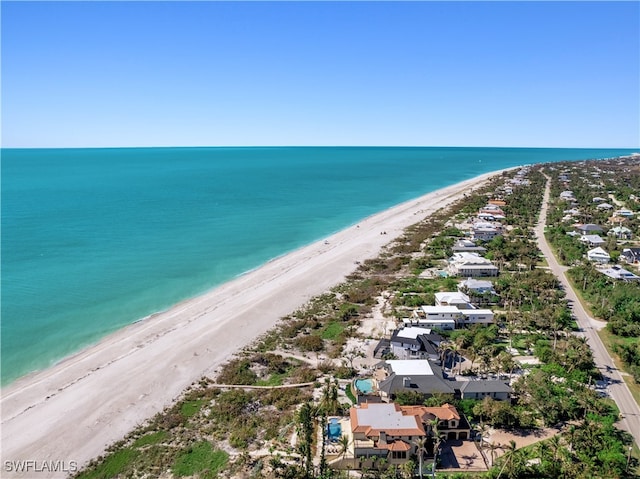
top-left (1, 170), bottom-right (503, 478)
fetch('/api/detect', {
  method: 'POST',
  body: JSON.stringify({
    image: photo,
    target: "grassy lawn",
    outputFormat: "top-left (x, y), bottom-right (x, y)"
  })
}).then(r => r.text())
top-left (172, 441), bottom-right (228, 478)
top-left (180, 399), bottom-right (206, 418)
top-left (76, 449), bottom-right (136, 479)
top-left (131, 431), bottom-right (168, 448)
top-left (321, 321), bottom-right (345, 340)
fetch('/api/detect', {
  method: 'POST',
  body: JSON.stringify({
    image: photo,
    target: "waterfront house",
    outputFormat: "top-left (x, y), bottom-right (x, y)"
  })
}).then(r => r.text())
top-left (347, 402), bottom-right (470, 466)
top-left (388, 327), bottom-right (442, 361)
top-left (349, 402), bottom-right (426, 463)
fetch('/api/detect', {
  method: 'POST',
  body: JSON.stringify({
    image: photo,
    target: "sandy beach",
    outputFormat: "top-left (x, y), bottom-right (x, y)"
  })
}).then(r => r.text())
top-left (1, 170), bottom-right (503, 478)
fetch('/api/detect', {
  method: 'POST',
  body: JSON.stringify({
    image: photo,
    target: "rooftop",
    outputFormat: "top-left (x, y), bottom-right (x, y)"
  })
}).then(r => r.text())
top-left (386, 360), bottom-right (434, 376)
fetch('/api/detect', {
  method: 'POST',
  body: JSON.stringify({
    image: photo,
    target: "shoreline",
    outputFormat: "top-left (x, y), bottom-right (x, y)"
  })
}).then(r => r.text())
top-left (0, 169), bottom-right (506, 478)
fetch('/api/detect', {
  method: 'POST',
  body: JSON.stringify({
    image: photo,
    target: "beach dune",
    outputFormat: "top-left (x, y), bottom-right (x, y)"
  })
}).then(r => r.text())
top-left (1, 171), bottom-right (500, 478)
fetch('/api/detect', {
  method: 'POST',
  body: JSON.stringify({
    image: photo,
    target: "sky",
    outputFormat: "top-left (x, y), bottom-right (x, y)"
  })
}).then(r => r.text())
top-left (1, 1), bottom-right (639, 148)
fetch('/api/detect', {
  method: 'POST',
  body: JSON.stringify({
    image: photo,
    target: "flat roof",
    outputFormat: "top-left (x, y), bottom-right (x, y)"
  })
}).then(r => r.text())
top-left (396, 326), bottom-right (432, 339)
top-left (386, 360), bottom-right (434, 376)
top-left (420, 305), bottom-right (460, 313)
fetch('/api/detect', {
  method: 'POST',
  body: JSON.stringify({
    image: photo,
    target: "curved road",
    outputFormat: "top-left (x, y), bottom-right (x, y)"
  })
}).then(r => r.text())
top-left (534, 173), bottom-right (639, 447)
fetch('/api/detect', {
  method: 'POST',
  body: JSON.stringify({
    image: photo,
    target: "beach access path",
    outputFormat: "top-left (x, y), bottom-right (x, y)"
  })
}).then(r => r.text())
top-left (1, 170), bottom-right (501, 478)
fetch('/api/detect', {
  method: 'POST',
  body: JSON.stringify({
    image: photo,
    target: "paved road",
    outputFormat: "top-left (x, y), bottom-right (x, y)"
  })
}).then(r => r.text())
top-left (534, 173), bottom-right (639, 447)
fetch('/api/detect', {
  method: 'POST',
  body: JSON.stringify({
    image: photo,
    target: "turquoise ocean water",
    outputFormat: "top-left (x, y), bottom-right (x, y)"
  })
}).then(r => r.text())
top-left (1, 147), bottom-right (636, 385)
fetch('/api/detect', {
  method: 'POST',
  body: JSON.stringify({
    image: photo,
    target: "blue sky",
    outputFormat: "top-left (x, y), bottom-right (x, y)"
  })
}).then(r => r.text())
top-left (2, 1), bottom-right (638, 148)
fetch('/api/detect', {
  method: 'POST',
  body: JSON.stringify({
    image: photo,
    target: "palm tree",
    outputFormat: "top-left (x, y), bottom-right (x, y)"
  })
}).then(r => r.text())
top-left (338, 434), bottom-right (352, 465)
top-left (413, 437), bottom-right (428, 479)
top-left (488, 441), bottom-right (504, 466)
top-left (496, 440), bottom-right (520, 479)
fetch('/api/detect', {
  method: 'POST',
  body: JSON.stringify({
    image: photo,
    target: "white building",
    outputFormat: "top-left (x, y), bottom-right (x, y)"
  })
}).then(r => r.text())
top-left (587, 247), bottom-right (610, 263)
top-left (434, 292), bottom-right (472, 309)
top-left (459, 309), bottom-right (494, 325)
top-left (448, 252), bottom-right (499, 277)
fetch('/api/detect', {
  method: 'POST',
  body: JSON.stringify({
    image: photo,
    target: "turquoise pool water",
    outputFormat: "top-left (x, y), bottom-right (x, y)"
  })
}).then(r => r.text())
top-left (328, 418), bottom-right (341, 441)
top-left (355, 378), bottom-right (374, 394)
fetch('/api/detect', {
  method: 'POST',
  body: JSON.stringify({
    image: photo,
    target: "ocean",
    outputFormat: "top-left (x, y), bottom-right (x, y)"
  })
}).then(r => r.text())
top-left (1, 146), bottom-right (636, 385)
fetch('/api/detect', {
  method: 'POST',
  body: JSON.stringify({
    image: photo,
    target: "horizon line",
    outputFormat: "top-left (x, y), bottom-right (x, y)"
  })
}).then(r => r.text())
top-left (3, 145), bottom-right (639, 151)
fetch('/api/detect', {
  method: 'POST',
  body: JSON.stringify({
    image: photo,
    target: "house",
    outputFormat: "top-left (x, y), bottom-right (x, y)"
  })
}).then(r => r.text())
top-left (600, 266), bottom-right (640, 282)
top-left (479, 205), bottom-right (506, 218)
top-left (578, 234), bottom-right (605, 247)
top-left (621, 248), bottom-right (640, 264)
top-left (348, 402), bottom-right (470, 465)
top-left (448, 252), bottom-right (499, 277)
top-left (596, 202), bottom-right (614, 210)
top-left (458, 278), bottom-right (496, 294)
top-left (471, 223), bottom-right (502, 242)
top-left (575, 223), bottom-right (604, 235)
top-left (587, 247), bottom-right (610, 263)
top-left (402, 317), bottom-right (456, 330)
top-left (414, 306), bottom-right (462, 322)
top-left (452, 239), bottom-right (487, 253)
top-left (608, 226), bottom-right (632, 240)
top-left (614, 208), bottom-right (634, 217)
top-left (402, 403), bottom-right (471, 440)
top-left (488, 199), bottom-right (507, 207)
top-left (459, 309), bottom-right (494, 325)
top-left (376, 360), bottom-right (457, 400)
top-left (349, 402), bottom-right (426, 463)
top-left (592, 197), bottom-right (607, 203)
top-left (560, 191), bottom-right (576, 201)
top-left (434, 292), bottom-right (472, 309)
top-left (456, 380), bottom-right (512, 401)
top-left (388, 327), bottom-right (442, 361)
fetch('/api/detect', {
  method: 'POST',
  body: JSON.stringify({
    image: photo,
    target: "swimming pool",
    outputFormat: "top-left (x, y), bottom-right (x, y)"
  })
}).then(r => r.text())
top-left (354, 378), bottom-right (374, 394)
top-left (327, 418), bottom-right (342, 441)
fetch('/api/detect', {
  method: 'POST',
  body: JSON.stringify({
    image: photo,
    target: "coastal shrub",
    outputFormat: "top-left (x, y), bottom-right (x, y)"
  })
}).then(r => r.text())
top-left (172, 441), bottom-right (228, 478)
top-left (295, 334), bottom-right (324, 352)
top-left (292, 365), bottom-right (319, 383)
top-left (210, 389), bottom-right (252, 422)
top-left (217, 358), bottom-right (258, 385)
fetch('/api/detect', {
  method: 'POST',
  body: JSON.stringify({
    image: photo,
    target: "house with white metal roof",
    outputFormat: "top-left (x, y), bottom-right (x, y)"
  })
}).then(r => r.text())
top-left (587, 247), bottom-right (610, 263)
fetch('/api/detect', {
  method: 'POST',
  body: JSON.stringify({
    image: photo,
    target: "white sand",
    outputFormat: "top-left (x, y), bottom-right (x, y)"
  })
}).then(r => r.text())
top-left (0, 170), bottom-right (503, 478)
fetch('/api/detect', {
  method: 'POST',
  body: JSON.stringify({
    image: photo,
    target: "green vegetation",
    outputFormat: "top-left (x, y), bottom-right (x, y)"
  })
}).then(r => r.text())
top-left (74, 160), bottom-right (640, 479)
top-left (172, 441), bottom-right (228, 478)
